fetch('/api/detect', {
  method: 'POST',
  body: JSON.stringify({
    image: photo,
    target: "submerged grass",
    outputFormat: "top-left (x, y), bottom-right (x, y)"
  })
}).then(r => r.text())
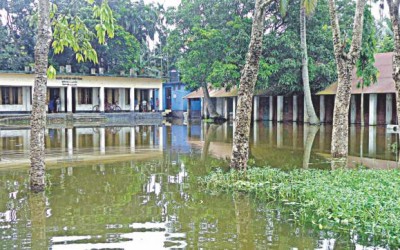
top-left (201, 167), bottom-right (400, 247)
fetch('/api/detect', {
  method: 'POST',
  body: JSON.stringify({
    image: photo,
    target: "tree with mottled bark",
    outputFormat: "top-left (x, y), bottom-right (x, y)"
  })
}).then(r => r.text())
top-left (30, 0), bottom-right (114, 192)
top-left (30, 0), bottom-right (52, 192)
top-left (300, 0), bottom-right (320, 125)
top-left (328, 0), bottom-right (367, 159)
top-left (230, 0), bottom-right (286, 170)
top-left (386, 0), bottom-right (400, 126)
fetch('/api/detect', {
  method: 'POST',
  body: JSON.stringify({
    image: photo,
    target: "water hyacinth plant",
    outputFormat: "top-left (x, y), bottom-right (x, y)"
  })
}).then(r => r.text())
top-left (201, 167), bottom-right (400, 247)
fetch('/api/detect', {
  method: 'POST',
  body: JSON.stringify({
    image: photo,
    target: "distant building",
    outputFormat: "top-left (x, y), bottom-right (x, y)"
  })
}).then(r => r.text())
top-left (0, 71), bottom-right (163, 113)
top-left (184, 52), bottom-right (396, 125)
top-left (162, 70), bottom-right (198, 118)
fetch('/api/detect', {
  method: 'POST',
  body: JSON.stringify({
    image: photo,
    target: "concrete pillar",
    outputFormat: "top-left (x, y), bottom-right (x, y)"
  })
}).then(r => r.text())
top-left (23, 87), bottom-right (30, 111)
top-left (60, 87), bottom-right (65, 112)
top-left (130, 87), bottom-right (135, 111)
top-left (61, 128), bottom-right (65, 151)
top-left (293, 123), bottom-right (298, 149)
top-left (67, 128), bottom-right (73, 157)
top-left (293, 95), bottom-right (298, 122)
top-left (159, 126), bottom-right (164, 151)
top-left (233, 97), bottom-right (236, 120)
top-left (93, 128), bottom-right (99, 148)
top-left (368, 126), bottom-right (377, 156)
top-left (319, 125), bottom-right (325, 151)
top-left (119, 88), bottom-right (124, 109)
top-left (320, 95), bottom-right (325, 123)
top-left (253, 121), bottom-right (259, 145)
top-left (130, 127), bottom-right (136, 153)
top-left (386, 93), bottom-right (393, 124)
top-left (277, 122), bottom-right (283, 148)
top-left (253, 96), bottom-right (259, 121)
top-left (269, 97), bottom-right (274, 121)
top-left (158, 87), bottom-right (163, 111)
top-left (349, 125), bottom-right (356, 154)
top-left (100, 127), bottom-right (105, 155)
top-left (99, 87), bottom-right (105, 112)
top-left (224, 122), bottom-right (228, 141)
top-left (268, 121), bottom-right (273, 146)
top-left (224, 98), bottom-right (228, 120)
top-left (67, 86), bottom-right (73, 113)
top-left (350, 95), bottom-right (356, 124)
top-left (369, 94), bottom-right (378, 126)
top-left (277, 96), bottom-right (283, 122)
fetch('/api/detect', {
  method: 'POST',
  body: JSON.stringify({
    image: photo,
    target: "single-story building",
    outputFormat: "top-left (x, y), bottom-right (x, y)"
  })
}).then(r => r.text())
top-left (0, 70), bottom-right (164, 113)
top-left (163, 70), bottom-right (193, 118)
top-left (184, 52), bottom-right (395, 125)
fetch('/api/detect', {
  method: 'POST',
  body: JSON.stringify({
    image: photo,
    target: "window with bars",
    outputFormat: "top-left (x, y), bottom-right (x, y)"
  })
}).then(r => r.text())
top-left (78, 88), bottom-right (93, 104)
top-left (0, 87), bottom-right (23, 105)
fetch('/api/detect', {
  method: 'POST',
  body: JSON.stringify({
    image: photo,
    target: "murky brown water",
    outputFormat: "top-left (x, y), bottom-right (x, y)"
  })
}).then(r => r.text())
top-left (0, 120), bottom-right (395, 249)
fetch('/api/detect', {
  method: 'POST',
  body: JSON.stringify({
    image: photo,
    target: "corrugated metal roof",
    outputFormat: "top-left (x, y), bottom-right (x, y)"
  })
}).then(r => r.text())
top-left (317, 52), bottom-right (394, 95)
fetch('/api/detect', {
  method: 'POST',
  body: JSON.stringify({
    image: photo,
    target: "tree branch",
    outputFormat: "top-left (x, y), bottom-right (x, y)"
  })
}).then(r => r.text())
top-left (328, 0), bottom-right (343, 56)
top-left (348, 0), bottom-right (367, 63)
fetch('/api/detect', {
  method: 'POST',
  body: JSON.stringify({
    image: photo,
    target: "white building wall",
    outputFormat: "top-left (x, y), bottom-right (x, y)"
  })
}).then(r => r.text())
top-left (0, 73), bottom-right (162, 113)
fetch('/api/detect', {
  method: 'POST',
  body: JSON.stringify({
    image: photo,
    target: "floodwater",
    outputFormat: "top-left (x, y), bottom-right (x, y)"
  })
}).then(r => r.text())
top-left (0, 120), bottom-right (396, 249)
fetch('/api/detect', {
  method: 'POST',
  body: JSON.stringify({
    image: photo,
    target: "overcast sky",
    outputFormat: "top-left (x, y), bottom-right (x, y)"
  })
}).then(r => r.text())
top-left (143, 0), bottom-right (181, 8)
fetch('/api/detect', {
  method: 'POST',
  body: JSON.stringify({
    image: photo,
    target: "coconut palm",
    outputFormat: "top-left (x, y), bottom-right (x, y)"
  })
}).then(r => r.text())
top-left (300, 0), bottom-right (320, 125)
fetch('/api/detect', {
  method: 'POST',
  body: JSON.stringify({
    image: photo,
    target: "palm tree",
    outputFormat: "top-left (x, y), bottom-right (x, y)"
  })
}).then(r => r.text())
top-left (230, 0), bottom-right (287, 170)
top-left (300, 0), bottom-right (320, 125)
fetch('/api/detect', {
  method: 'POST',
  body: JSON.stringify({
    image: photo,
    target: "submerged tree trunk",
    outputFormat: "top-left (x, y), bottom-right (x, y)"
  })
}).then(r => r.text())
top-left (230, 0), bottom-right (270, 170)
top-left (202, 83), bottom-right (219, 119)
top-left (387, 1), bottom-right (400, 127)
top-left (30, 0), bottom-right (52, 192)
top-left (328, 0), bottom-right (366, 158)
top-left (300, 6), bottom-right (320, 125)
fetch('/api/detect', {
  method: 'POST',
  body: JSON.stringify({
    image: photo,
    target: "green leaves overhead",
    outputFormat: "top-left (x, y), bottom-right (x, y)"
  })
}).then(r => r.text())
top-left (51, 0), bottom-right (115, 65)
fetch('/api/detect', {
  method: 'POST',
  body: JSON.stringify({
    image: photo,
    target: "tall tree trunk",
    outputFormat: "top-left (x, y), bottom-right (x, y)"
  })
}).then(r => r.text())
top-left (387, 0), bottom-right (400, 127)
top-left (328, 0), bottom-right (366, 158)
top-left (230, 0), bottom-right (270, 170)
top-left (361, 86), bottom-right (365, 126)
top-left (201, 82), bottom-right (219, 118)
top-left (30, 0), bottom-right (52, 192)
top-left (300, 6), bottom-right (320, 125)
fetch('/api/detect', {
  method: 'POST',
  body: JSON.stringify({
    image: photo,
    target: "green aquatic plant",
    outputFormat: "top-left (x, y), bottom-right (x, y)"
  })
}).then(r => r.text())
top-left (201, 167), bottom-right (400, 247)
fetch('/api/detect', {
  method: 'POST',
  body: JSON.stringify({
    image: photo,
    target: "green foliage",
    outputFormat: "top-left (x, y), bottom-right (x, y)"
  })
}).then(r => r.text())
top-left (51, 0), bottom-right (115, 66)
top-left (0, 0), bottom-right (35, 70)
top-left (202, 167), bottom-right (400, 247)
top-left (263, 0), bottom-right (338, 95)
top-left (376, 17), bottom-right (394, 53)
top-left (356, 5), bottom-right (378, 88)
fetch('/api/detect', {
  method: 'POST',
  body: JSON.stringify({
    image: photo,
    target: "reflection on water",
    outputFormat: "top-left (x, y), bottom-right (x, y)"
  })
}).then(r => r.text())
top-left (0, 121), bottom-right (398, 249)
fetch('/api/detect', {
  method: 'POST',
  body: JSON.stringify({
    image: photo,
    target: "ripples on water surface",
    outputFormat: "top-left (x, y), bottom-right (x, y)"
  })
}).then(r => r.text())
top-left (0, 121), bottom-right (396, 249)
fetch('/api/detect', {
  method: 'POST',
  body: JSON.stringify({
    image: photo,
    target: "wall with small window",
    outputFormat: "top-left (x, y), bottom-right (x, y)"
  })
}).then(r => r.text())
top-left (0, 86), bottom-right (30, 112)
top-left (75, 87), bottom-right (94, 111)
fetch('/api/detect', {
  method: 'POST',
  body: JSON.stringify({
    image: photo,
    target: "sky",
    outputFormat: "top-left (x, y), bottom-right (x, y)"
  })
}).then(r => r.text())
top-left (143, 0), bottom-right (181, 8)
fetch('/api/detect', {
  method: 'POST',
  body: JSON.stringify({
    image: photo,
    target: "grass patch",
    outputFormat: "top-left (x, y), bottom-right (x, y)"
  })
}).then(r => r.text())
top-left (201, 167), bottom-right (400, 247)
